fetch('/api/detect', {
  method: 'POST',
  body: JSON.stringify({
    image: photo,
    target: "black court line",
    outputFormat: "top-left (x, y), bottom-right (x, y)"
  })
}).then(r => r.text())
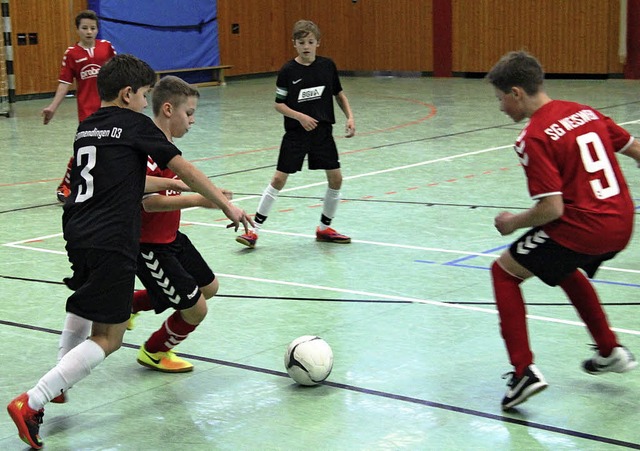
top-left (0, 317), bottom-right (637, 449)
top-left (230, 194), bottom-right (533, 210)
top-left (0, 202), bottom-right (61, 215)
top-left (2, 275), bottom-right (640, 306)
top-left (3, 110), bottom-right (638, 214)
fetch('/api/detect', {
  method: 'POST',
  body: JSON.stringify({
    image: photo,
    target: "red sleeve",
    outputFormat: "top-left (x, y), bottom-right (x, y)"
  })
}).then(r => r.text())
top-left (600, 114), bottom-right (633, 152)
top-left (520, 135), bottom-right (563, 199)
top-left (58, 47), bottom-right (76, 84)
top-left (146, 157), bottom-right (164, 177)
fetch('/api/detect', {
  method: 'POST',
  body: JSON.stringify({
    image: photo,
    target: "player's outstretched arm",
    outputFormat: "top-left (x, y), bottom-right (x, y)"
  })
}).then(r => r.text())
top-left (144, 176), bottom-right (191, 193)
top-left (142, 189), bottom-right (233, 213)
top-left (166, 155), bottom-right (252, 232)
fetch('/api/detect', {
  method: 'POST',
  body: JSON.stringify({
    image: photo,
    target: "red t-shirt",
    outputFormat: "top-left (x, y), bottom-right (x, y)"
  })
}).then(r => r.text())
top-left (139, 157), bottom-right (181, 244)
top-left (516, 100), bottom-right (635, 254)
top-left (58, 40), bottom-right (116, 121)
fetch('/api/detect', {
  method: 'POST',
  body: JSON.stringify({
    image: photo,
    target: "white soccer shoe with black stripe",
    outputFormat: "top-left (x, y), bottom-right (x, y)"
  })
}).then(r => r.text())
top-left (582, 346), bottom-right (638, 375)
top-left (501, 364), bottom-right (548, 411)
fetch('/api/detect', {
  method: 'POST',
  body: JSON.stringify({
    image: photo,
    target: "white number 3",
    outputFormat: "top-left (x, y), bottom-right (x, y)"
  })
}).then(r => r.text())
top-left (76, 145), bottom-right (96, 202)
top-left (577, 132), bottom-right (620, 200)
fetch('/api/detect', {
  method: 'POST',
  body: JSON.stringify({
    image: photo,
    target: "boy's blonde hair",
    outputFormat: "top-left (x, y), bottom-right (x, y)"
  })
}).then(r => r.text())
top-left (152, 75), bottom-right (200, 116)
top-left (292, 20), bottom-right (321, 41)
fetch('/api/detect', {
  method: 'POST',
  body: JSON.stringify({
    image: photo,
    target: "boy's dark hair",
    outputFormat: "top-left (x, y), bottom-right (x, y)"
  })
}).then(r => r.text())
top-left (292, 20), bottom-right (321, 41)
top-left (486, 50), bottom-right (544, 96)
top-left (97, 54), bottom-right (156, 102)
top-left (75, 10), bottom-right (99, 28)
top-left (152, 75), bottom-right (200, 116)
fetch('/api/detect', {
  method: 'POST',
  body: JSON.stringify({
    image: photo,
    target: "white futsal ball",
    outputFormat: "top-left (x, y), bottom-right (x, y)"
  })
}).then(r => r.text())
top-left (284, 335), bottom-right (333, 386)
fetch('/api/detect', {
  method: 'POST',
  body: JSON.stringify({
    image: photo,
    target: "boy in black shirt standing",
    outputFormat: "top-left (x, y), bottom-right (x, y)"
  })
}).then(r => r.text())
top-left (237, 20), bottom-right (355, 248)
top-left (7, 54), bottom-right (252, 449)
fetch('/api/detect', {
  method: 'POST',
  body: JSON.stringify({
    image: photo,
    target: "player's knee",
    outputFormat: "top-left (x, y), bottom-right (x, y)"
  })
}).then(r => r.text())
top-left (271, 178), bottom-right (286, 190)
top-left (94, 336), bottom-right (123, 357)
top-left (201, 279), bottom-right (219, 300)
top-left (326, 171), bottom-right (342, 189)
top-left (491, 260), bottom-right (524, 286)
top-left (181, 296), bottom-right (208, 324)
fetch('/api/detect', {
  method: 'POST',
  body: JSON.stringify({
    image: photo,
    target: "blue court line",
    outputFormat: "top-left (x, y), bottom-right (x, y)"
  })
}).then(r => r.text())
top-left (415, 244), bottom-right (640, 289)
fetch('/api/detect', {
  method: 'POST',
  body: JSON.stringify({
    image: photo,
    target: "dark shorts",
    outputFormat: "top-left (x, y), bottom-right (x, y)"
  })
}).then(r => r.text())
top-left (137, 231), bottom-right (215, 314)
top-left (277, 123), bottom-right (340, 173)
top-left (510, 227), bottom-right (618, 286)
top-left (64, 249), bottom-right (136, 324)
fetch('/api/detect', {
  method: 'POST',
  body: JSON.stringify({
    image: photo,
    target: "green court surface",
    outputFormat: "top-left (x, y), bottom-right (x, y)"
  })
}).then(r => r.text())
top-left (1, 75), bottom-right (639, 450)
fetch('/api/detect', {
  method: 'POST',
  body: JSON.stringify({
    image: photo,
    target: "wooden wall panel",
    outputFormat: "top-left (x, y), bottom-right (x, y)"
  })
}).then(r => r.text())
top-left (218, 0), bottom-right (433, 76)
top-left (452, 0), bottom-right (616, 74)
top-left (369, 0), bottom-right (432, 72)
top-left (6, 0), bottom-right (627, 95)
top-left (10, 0), bottom-right (87, 95)
top-left (608, 0), bottom-right (625, 74)
top-left (282, 1), bottom-right (361, 72)
top-left (217, 0), bottom-right (287, 77)
top-left (282, 0), bottom-right (433, 72)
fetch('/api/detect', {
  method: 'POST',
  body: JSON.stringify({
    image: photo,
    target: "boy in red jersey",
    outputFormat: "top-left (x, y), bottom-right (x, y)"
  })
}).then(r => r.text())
top-left (6, 55), bottom-right (252, 449)
top-left (131, 75), bottom-right (231, 372)
top-left (486, 50), bottom-right (640, 411)
top-left (42, 10), bottom-right (117, 202)
top-left (236, 20), bottom-right (355, 248)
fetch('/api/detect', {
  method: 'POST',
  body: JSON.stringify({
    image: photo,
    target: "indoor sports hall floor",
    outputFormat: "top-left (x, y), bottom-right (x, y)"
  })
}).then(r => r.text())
top-left (1, 74), bottom-right (640, 450)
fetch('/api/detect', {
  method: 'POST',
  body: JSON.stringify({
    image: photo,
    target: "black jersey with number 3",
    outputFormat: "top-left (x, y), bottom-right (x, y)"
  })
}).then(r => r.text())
top-left (276, 56), bottom-right (343, 131)
top-left (63, 107), bottom-right (181, 259)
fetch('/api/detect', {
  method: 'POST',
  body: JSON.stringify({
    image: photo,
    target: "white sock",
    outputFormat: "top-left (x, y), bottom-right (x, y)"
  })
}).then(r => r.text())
top-left (58, 313), bottom-right (92, 361)
top-left (320, 188), bottom-right (341, 229)
top-left (254, 184), bottom-right (280, 232)
top-left (28, 339), bottom-right (105, 410)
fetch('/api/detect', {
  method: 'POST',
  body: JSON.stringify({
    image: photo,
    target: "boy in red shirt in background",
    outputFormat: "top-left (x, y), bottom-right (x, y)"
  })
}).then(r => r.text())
top-left (42, 10), bottom-right (116, 202)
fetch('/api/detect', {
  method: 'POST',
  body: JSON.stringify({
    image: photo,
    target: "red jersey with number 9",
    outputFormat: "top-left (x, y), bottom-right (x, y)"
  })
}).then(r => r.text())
top-left (515, 100), bottom-right (635, 255)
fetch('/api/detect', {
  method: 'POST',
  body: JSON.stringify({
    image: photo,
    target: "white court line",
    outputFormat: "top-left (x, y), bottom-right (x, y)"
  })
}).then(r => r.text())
top-left (4, 237), bottom-right (638, 336)
top-left (227, 144), bottom-right (513, 204)
top-left (225, 118), bottom-right (637, 205)
top-left (4, 225), bottom-right (640, 275)
top-left (3, 134), bottom-right (640, 336)
top-left (216, 272), bottom-right (640, 336)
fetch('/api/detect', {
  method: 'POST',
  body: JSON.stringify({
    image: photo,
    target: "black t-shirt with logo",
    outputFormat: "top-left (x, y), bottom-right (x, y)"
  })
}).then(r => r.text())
top-left (63, 106), bottom-right (181, 259)
top-left (275, 56), bottom-right (343, 131)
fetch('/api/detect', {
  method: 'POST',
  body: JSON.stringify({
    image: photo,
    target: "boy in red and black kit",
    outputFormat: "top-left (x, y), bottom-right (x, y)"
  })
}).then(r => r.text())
top-left (42, 10), bottom-right (116, 202)
top-left (486, 51), bottom-right (640, 411)
top-left (130, 75), bottom-right (233, 372)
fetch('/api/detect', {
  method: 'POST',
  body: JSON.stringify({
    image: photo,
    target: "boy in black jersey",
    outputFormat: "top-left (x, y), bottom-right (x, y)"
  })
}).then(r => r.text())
top-left (7, 54), bottom-right (252, 450)
top-left (236, 20), bottom-right (355, 248)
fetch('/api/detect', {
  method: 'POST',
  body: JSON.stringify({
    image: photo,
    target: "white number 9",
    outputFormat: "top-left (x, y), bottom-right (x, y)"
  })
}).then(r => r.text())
top-left (577, 132), bottom-right (619, 200)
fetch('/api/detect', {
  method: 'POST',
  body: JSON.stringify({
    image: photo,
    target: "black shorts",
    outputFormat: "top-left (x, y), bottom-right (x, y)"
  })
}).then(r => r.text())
top-left (510, 227), bottom-right (618, 286)
top-left (277, 123), bottom-right (340, 174)
top-left (137, 231), bottom-right (215, 314)
top-left (64, 249), bottom-right (136, 324)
